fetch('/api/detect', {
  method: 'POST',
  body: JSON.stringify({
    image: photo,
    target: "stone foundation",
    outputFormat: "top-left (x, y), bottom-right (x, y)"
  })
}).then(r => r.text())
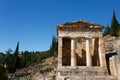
top-left (57, 67), bottom-right (115, 80)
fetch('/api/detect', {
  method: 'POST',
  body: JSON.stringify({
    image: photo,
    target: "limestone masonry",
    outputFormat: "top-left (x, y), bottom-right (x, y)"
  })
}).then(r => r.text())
top-left (56, 20), bottom-right (116, 80)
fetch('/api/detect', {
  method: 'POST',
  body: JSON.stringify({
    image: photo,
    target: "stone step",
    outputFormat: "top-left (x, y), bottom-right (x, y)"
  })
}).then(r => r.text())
top-left (58, 67), bottom-right (109, 76)
top-left (59, 75), bottom-right (116, 80)
top-left (93, 75), bottom-right (116, 80)
top-left (57, 67), bottom-right (116, 80)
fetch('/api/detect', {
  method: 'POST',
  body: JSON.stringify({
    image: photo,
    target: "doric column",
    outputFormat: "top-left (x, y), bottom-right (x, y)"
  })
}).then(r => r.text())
top-left (86, 38), bottom-right (92, 66)
top-left (92, 38), bottom-right (95, 55)
top-left (99, 37), bottom-right (106, 67)
top-left (71, 38), bottom-right (76, 66)
top-left (58, 37), bottom-right (62, 67)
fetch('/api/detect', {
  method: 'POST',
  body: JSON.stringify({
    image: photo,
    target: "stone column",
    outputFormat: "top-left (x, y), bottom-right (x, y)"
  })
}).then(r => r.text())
top-left (58, 37), bottom-right (62, 67)
top-left (86, 38), bottom-right (92, 66)
top-left (99, 37), bottom-right (106, 67)
top-left (71, 38), bottom-right (76, 66)
top-left (92, 38), bottom-right (95, 55)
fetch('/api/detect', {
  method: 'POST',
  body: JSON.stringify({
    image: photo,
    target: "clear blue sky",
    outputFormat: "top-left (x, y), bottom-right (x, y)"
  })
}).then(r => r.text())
top-left (0, 0), bottom-right (120, 52)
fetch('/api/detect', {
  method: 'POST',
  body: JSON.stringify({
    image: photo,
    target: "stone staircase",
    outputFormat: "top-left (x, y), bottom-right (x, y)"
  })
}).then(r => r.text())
top-left (57, 66), bottom-right (116, 80)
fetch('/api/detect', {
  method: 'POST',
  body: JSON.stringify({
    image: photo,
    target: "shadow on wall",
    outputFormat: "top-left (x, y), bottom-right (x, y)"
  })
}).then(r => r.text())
top-left (106, 52), bottom-right (117, 75)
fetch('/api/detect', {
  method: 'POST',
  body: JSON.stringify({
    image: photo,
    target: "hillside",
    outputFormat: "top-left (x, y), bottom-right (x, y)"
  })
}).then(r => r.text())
top-left (9, 56), bottom-right (57, 80)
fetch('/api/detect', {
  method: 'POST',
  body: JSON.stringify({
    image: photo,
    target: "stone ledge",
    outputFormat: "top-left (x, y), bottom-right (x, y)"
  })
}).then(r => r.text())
top-left (57, 66), bottom-right (108, 72)
top-left (56, 66), bottom-right (117, 80)
top-left (94, 75), bottom-right (116, 80)
top-left (57, 66), bottom-right (109, 77)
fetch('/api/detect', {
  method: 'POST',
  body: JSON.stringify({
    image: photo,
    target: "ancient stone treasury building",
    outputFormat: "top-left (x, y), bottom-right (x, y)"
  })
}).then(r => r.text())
top-left (56, 20), bottom-right (115, 80)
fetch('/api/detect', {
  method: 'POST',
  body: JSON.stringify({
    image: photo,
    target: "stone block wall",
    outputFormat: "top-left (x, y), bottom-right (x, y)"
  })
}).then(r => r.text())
top-left (57, 67), bottom-right (116, 80)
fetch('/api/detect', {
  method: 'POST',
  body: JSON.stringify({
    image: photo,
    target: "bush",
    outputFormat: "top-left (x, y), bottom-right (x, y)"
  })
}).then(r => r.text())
top-left (0, 64), bottom-right (8, 80)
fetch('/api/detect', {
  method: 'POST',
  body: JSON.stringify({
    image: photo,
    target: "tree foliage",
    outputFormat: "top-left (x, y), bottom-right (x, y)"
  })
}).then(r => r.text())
top-left (49, 36), bottom-right (58, 56)
top-left (110, 11), bottom-right (120, 36)
top-left (0, 52), bottom-right (5, 65)
top-left (103, 25), bottom-right (111, 36)
top-left (103, 11), bottom-right (120, 36)
top-left (5, 49), bottom-right (15, 73)
top-left (14, 42), bottom-right (21, 70)
top-left (0, 36), bottom-right (58, 73)
top-left (0, 64), bottom-right (8, 80)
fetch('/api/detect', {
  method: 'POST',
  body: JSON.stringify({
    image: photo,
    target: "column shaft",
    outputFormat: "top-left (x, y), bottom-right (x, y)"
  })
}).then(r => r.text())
top-left (92, 38), bottom-right (95, 55)
top-left (71, 39), bottom-right (76, 66)
top-left (99, 38), bottom-right (106, 67)
top-left (58, 37), bottom-right (62, 67)
top-left (86, 38), bottom-right (92, 66)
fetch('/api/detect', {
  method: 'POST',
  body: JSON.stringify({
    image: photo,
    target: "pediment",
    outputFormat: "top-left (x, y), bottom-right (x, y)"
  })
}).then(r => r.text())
top-left (57, 20), bottom-right (102, 30)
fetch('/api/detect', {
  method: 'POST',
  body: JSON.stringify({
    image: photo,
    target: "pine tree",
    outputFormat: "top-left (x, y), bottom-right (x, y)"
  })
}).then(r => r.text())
top-left (110, 11), bottom-right (120, 37)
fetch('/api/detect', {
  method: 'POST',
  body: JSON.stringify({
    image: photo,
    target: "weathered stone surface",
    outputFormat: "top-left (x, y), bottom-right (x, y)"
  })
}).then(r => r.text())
top-left (103, 35), bottom-right (116, 53)
top-left (58, 30), bottom-right (102, 38)
top-left (57, 67), bottom-right (115, 80)
top-left (8, 57), bottom-right (58, 80)
top-left (57, 20), bottom-right (106, 67)
top-left (57, 20), bottom-right (112, 80)
top-left (103, 35), bottom-right (120, 80)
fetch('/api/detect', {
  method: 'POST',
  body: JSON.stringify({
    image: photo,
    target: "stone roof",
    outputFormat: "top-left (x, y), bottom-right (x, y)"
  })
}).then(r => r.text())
top-left (57, 20), bottom-right (103, 30)
top-left (62, 20), bottom-right (101, 26)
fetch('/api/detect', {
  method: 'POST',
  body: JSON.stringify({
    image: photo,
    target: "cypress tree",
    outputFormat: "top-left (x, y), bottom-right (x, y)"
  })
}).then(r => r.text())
top-left (14, 42), bottom-right (21, 70)
top-left (118, 24), bottom-right (120, 36)
top-left (49, 36), bottom-right (58, 56)
top-left (110, 11), bottom-right (119, 37)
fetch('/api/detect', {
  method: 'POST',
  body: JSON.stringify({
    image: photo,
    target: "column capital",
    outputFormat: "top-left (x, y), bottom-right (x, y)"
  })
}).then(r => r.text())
top-left (71, 37), bottom-right (76, 40)
top-left (99, 37), bottom-right (102, 39)
top-left (85, 37), bottom-right (91, 40)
